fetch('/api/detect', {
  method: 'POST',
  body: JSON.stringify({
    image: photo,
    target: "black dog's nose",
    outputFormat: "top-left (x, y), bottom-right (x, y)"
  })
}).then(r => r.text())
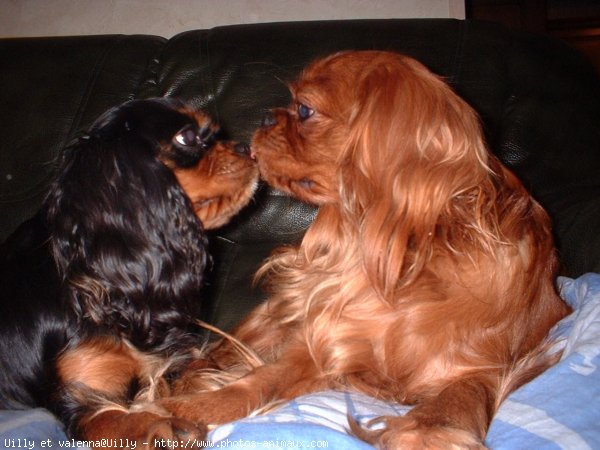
top-left (234, 143), bottom-right (251, 155)
top-left (261, 111), bottom-right (278, 128)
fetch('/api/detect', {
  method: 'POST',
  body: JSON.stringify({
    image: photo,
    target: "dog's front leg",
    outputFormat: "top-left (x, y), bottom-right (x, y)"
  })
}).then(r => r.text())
top-left (358, 375), bottom-right (496, 450)
top-left (159, 354), bottom-right (325, 426)
top-left (57, 337), bottom-right (205, 448)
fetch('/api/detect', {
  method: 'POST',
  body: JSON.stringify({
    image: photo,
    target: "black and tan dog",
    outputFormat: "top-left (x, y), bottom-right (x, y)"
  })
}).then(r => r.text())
top-left (0, 98), bottom-right (258, 443)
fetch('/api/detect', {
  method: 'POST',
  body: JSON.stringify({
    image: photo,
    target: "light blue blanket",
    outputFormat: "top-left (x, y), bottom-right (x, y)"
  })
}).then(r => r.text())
top-left (2, 274), bottom-right (599, 449)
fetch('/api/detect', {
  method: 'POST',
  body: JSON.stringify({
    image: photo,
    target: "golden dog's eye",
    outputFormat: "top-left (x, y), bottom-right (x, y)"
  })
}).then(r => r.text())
top-left (297, 103), bottom-right (314, 121)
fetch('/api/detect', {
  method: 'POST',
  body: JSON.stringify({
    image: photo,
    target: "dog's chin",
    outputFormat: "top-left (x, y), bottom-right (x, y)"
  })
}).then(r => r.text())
top-left (287, 178), bottom-right (321, 204)
top-left (175, 146), bottom-right (259, 229)
top-left (263, 173), bottom-right (333, 205)
top-left (193, 176), bottom-right (258, 229)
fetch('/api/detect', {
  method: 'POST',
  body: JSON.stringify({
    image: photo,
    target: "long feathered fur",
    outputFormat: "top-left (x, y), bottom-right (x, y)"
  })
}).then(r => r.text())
top-left (45, 101), bottom-right (208, 352)
top-left (0, 97), bottom-right (258, 443)
top-left (153, 52), bottom-right (570, 449)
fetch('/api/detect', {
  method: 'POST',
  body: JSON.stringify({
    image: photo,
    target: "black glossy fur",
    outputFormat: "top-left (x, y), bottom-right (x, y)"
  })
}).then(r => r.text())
top-left (0, 98), bottom-right (211, 430)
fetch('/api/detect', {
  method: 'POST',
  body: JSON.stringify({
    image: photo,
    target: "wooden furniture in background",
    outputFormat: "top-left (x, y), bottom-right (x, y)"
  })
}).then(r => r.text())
top-left (466, 0), bottom-right (600, 73)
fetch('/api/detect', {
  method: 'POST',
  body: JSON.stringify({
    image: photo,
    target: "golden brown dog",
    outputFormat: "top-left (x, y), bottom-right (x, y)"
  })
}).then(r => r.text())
top-left (159, 51), bottom-right (570, 449)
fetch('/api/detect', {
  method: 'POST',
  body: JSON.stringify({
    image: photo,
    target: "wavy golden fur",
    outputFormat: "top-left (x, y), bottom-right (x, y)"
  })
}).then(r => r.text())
top-left (157, 51), bottom-right (571, 449)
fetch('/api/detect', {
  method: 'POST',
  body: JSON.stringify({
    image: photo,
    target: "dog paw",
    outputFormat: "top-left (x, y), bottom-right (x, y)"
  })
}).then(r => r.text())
top-left (354, 416), bottom-right (487, 450)
top-left (82, 410), bottom-right (208, 449)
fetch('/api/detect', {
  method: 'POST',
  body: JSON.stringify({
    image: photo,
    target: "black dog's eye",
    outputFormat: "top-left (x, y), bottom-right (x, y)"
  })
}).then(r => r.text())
top-left (173, 125), bottom-right (200, 147)
top-left (297, 103), bottom-right (315, 121)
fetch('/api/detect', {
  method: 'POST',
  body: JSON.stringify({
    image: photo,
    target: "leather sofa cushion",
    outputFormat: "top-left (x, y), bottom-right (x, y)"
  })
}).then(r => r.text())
top-left (1, 20), bottom-right (599, 330)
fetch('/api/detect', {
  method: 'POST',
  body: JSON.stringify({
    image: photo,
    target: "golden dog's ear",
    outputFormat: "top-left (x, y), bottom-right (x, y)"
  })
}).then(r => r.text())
top-left (340, 57), bottom-right (497, 298)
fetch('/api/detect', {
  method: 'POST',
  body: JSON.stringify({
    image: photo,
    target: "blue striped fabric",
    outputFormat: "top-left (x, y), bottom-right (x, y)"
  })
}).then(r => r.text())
top-left (210, 274), bottom-right (600, 449)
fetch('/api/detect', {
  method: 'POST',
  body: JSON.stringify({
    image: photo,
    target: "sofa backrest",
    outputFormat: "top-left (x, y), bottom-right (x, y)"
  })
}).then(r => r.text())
top-left (1, 19), bottom-right (599, 330)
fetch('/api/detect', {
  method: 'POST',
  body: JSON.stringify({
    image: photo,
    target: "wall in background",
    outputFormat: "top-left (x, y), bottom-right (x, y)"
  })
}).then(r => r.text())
top-left (1, 0), bottom-right (465, 38)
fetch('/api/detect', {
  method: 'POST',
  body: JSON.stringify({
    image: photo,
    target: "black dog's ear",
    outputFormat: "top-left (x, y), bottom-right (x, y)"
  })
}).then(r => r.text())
top-left (45, 104), bottom-right (208, 350)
